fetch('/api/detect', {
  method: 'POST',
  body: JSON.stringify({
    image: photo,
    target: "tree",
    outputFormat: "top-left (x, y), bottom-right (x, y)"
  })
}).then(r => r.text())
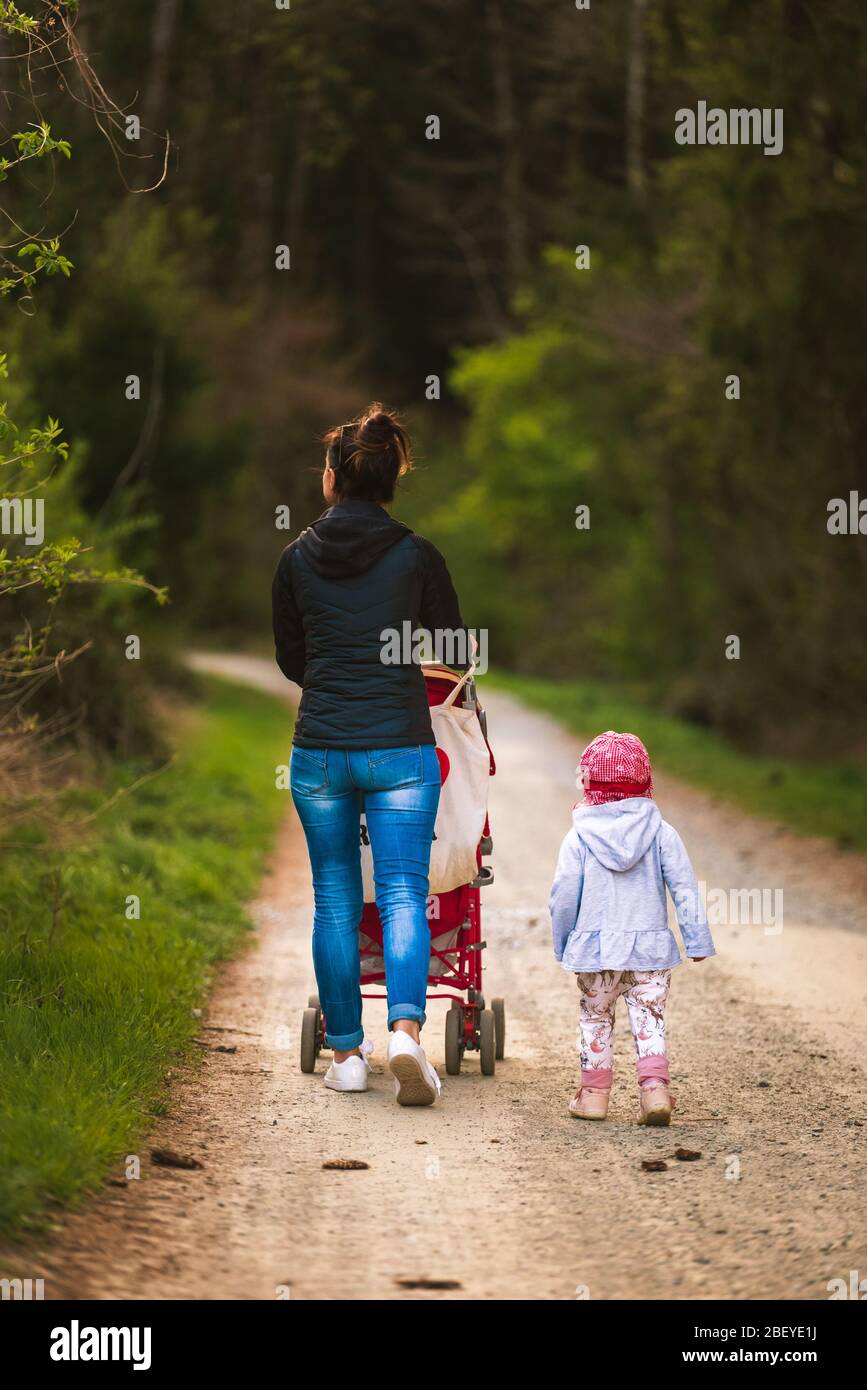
top-left (1, 2), bottom-right (166, 771)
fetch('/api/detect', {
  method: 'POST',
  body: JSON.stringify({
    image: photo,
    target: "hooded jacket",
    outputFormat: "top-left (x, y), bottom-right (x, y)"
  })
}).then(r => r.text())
top-left (272, 499), bottom-right (468, 749)
top-left (549, 798), bottom-right (716, 972)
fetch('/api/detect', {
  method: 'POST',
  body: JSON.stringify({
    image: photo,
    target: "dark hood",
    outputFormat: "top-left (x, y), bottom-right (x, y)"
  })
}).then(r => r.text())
top-left (296, 500), bottom-right (413, 580)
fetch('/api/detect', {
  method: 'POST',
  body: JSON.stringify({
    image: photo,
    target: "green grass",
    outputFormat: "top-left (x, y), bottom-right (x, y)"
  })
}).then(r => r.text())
top-left (0, 677), bottom-right (292, 1237)
top-left (489, 673), bottom-right (867, 852)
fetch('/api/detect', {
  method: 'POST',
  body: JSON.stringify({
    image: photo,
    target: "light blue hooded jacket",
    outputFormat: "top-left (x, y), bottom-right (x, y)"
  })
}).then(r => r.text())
top-left (549, 798), bottom-right (716, 972)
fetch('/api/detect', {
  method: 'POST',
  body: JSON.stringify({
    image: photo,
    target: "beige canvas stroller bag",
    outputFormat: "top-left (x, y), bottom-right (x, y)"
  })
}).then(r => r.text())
top-left (360, 664), bottom-right (490, 902)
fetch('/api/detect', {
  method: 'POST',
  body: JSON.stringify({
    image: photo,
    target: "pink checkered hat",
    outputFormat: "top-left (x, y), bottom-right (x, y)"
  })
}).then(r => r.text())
top-left (578, 730), bottom-right (653, 806)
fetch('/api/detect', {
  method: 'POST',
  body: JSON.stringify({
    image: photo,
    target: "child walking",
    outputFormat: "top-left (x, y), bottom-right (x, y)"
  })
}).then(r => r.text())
top-left (549, 730), bottom-right (716, 1125)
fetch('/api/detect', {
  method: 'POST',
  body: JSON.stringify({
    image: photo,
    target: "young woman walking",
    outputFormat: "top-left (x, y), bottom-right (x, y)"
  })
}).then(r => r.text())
top-left (272, 404), bottom-right (468, 1106)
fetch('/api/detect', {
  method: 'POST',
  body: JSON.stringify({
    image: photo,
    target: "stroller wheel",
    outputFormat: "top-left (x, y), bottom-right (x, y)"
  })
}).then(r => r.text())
top-left (445, 1004), bottom-right (463, 1075)
top-left (492, 997), bottom-right (506, 1060)
top-left (300, 1006), bottom-right (319, 1073)
top-left (479, 1009), bottom-right (496, 1076)
top-left (307, 992), bottom-right (320, 1011)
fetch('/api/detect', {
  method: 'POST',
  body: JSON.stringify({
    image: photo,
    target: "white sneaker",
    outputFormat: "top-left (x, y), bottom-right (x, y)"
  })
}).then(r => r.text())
top-left (324, 1039), bottom-right (374, 1092)
top-left (387, 1031), bottom-right (441, 1107)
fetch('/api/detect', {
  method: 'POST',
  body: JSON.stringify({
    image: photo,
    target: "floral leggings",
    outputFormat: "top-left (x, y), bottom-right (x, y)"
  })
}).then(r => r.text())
top-left (576, 970), bottom-right (672, 1091)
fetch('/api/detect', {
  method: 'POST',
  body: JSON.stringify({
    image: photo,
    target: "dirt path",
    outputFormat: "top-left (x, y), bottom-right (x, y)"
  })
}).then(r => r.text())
top-left (18, 655), bottom-right (867, 1300)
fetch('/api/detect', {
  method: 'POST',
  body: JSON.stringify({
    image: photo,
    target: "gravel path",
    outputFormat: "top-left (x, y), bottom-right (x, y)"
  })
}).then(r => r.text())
top-left (16, 654), bottom-right (867, 1300)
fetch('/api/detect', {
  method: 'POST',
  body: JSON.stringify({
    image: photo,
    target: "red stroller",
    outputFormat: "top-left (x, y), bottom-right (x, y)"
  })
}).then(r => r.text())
top-left (299, 662), bottom-right (502, 1075)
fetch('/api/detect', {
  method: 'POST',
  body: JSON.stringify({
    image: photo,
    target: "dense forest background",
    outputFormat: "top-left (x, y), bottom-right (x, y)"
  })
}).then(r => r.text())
top-left (3, 0), bottom-right (867, 763)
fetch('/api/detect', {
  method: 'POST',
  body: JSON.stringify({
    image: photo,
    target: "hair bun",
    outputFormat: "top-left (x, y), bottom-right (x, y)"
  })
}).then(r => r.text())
top-left (358, 408), bottom-right (397, 447)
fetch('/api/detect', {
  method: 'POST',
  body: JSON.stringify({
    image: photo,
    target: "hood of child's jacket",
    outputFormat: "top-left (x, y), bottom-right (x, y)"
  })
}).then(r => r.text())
top-left (571, 798), bottom-right (661, 871)
top-left (296, 500), bottom-right (413, 580)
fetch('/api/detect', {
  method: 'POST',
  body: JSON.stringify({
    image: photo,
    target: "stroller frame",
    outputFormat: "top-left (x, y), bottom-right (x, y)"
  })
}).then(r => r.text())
top-left (299, 663), bottom-right (503, 1076)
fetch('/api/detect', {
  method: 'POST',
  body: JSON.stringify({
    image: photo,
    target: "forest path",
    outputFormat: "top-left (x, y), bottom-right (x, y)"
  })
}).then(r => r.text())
top-left (26, 654), bottom-right (867, 1300)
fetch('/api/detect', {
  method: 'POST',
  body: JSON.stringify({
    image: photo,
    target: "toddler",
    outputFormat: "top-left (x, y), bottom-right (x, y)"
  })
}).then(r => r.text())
top-left (549, 730), bottom-right (715, 1125)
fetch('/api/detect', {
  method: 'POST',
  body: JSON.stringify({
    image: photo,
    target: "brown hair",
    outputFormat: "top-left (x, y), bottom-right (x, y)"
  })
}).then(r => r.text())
top-left (322, 403), bottom-right (413, 503)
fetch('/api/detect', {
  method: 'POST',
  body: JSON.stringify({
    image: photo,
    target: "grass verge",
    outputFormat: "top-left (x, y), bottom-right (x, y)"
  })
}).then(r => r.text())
top-left (489, 673), bottom-right (867, 852)
top-left (0, 677), bottom-right (292, 1237)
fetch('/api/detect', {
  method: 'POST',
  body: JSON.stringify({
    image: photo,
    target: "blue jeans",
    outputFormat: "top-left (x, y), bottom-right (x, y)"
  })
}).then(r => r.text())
top-left (290, 745), bottom-right (441, 1050)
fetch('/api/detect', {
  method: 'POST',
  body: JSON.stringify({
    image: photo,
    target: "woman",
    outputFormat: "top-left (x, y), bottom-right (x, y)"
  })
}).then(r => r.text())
top-left (272, 404), bottom-right (469, 1107)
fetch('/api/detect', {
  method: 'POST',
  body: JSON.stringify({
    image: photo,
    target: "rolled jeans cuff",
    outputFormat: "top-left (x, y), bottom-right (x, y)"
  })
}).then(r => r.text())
top-left (388, 1003), bottom-right (426, 1030)
top-left (324, 1025), bottom-right (364, 1050)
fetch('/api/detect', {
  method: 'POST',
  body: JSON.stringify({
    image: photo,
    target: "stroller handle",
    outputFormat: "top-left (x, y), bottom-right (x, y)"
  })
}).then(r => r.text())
top-left (438, 662), bottom-right (477, 709)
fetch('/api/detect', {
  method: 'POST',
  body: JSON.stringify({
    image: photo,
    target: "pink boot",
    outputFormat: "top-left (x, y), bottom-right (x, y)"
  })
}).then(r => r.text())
top-left (638, 1082), bottom-right (673, 1126)
top-left (569, 1087), bottom-right (610, 1120)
